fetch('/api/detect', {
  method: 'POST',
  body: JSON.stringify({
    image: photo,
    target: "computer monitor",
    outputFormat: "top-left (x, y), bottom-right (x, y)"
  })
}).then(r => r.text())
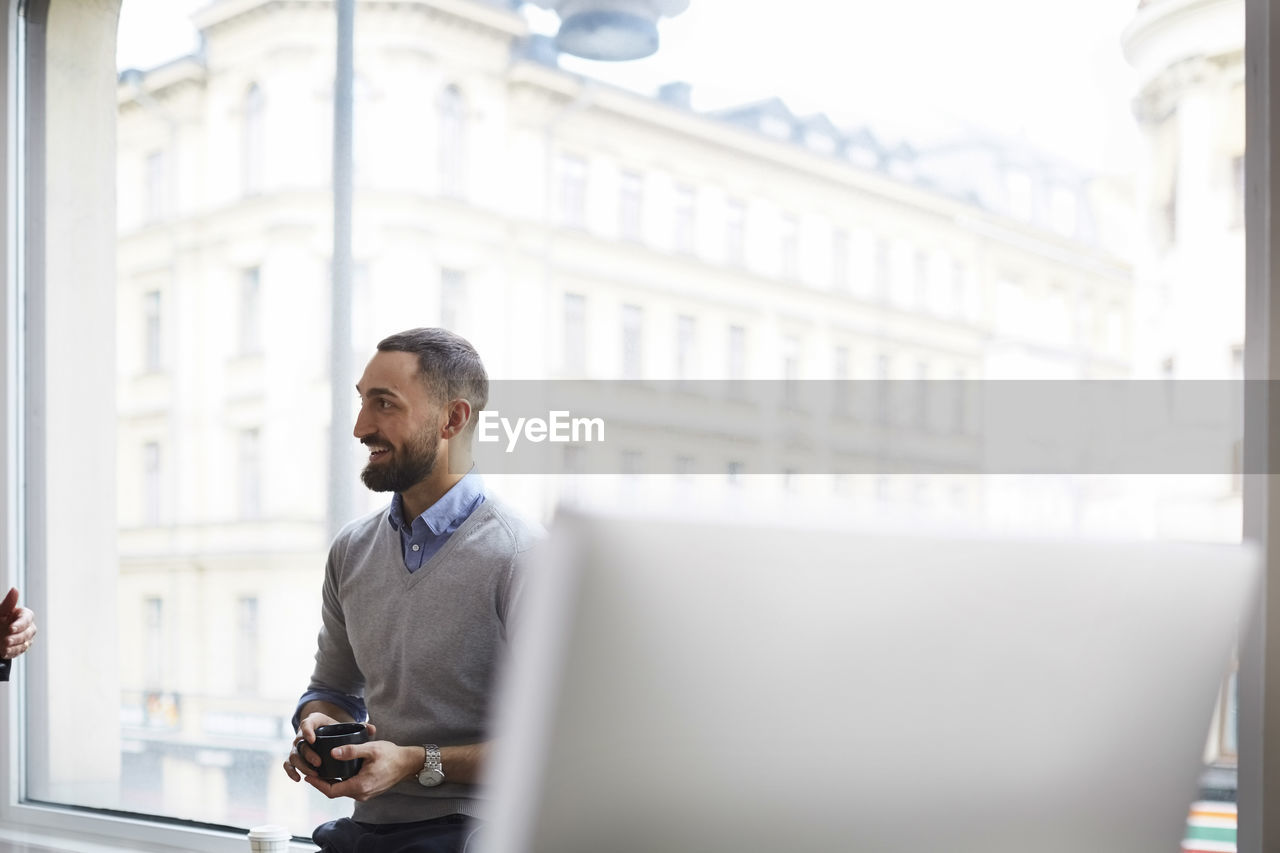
top-left (478, 511), bottom-right (1258, 853)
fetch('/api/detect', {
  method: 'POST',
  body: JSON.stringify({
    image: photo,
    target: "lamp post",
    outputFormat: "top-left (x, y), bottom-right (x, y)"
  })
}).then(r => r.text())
top-left (531, 0), bottom-right (689, 61)
top-left (329, 0), bottom-right (355, 538)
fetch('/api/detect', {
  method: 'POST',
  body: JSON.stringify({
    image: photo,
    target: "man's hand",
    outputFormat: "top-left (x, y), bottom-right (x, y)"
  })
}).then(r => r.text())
top-left (283, 711), bottom-right (377, 782)
top-left (303, 740), bottom-right (419, 802)
top-left (1, 588), bottom-right (36, 660)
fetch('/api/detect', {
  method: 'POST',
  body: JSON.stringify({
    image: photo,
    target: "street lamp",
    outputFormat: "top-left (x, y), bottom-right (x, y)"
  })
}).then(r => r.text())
top-left (531, 0), bottom-right (689, 61)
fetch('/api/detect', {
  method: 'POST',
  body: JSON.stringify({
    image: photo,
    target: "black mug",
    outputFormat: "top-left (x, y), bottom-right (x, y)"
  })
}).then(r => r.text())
top-left (308, 722), bottom-right (369, 782)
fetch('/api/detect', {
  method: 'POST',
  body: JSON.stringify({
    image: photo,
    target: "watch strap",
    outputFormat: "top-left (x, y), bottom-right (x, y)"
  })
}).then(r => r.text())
top-left (420, 743), bottom-right (443, 783)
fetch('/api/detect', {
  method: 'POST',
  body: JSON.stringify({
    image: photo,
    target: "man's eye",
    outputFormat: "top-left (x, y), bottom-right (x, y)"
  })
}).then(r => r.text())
top-left (378, 399), bottom-right (393, 409)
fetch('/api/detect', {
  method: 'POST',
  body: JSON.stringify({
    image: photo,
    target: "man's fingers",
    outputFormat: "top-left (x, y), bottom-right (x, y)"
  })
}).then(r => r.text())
top-left (331, 742), bottom-right (373, 761)
top-left (0, 588), bottom-right (16, 619)
top-left (295, 740), bottom-right (320, 768)
top-left (7, 609), bottom-right (34, 644)
top-left (3, 615), bottom-right (34, 659)
top-left (9, 608), bottom-right (32, 631)
top-left (284, 745), bottom-right (323, 781)
top-left (304, 775), bottom-right (345, 800)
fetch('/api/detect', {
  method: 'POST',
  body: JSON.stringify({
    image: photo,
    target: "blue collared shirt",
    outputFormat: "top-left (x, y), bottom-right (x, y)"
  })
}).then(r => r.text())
top-left (292, 470), bottom-right (487, 728)
top-left (387, 469), bottom-right (487, 572)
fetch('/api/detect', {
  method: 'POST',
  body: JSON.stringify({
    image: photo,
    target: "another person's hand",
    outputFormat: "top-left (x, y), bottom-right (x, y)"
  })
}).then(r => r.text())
top-left (1, 587), bottom-right (36, 660)
top-left (283, 712), bottom-right (377, 782)
top-left (303, 739), bottom-right (417, 803)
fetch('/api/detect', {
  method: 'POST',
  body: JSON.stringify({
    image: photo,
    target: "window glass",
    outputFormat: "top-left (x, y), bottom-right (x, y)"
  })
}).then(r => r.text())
top-left (438, 85), bottom-right (466, 198)
top-left (23, 0), bottom-right (1247, 841)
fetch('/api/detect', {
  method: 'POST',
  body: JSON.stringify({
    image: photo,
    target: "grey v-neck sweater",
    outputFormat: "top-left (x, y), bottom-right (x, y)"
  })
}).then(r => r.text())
top-left (306, 496), bottom-right (542, 824)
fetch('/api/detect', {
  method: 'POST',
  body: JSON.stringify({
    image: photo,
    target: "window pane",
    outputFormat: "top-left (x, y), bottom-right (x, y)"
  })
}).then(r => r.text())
top-left (26, 0), bottom-right (1246, 842)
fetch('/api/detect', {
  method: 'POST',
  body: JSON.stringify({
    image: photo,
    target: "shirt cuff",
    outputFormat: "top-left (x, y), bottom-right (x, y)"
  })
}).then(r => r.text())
top-left (292, 688), bottom-right (368, 732)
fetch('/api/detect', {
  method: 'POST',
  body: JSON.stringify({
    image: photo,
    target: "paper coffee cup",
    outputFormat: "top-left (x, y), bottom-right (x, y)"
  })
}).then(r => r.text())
top-left (247, 824), bottom-right (291, 853)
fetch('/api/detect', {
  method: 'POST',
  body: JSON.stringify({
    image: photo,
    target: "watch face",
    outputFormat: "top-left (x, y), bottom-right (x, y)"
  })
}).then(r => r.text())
top-left (418, 768), bottom-right (445, 787)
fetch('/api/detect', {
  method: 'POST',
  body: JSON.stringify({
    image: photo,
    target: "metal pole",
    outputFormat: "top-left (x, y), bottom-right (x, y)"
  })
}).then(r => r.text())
top-left (328, 0), bottom-right (355, 538)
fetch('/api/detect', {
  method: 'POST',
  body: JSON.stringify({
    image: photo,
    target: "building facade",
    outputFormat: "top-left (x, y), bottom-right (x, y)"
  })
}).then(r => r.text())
top-left (1123, 0), bottom-right (1245, 842)
top-left (113, 0), bottom-right (1134, 832)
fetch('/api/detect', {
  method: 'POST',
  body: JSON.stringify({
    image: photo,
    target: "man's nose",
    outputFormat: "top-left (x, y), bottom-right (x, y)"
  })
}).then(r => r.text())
top-left (353, 407), bottom-right (374, 438)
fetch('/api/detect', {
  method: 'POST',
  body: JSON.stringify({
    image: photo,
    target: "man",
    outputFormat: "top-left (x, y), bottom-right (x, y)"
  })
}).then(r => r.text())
top-left (0, 586), bottom-right (36, 682)
top-left (283, 328), bottom-right (541, 853)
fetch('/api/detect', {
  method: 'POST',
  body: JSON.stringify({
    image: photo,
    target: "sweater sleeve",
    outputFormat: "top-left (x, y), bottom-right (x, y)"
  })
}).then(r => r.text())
top-left (304, 538), bottom-right (367, 704)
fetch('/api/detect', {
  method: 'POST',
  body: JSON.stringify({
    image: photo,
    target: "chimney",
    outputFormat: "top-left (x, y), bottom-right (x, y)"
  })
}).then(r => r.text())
top-left (657, 81), bottom-right (692, 110)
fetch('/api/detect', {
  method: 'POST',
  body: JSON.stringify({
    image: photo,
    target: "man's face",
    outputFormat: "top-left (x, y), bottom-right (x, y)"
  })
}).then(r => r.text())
top-left (353, 350), bottom-right (443, 493)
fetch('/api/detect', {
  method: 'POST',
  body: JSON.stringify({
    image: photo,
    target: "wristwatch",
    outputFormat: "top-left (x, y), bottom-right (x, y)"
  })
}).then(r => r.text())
top-left (417, 744), bottom-right (445, 787)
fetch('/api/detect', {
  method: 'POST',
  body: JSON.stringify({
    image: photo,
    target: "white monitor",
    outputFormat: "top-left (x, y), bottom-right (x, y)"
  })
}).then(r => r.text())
top-left (478, 512), bottom-right (1258, 853)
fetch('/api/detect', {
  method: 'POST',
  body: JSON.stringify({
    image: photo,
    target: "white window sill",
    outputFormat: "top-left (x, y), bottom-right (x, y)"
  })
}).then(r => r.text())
top-left (0, 822), bottom-right (317, 853)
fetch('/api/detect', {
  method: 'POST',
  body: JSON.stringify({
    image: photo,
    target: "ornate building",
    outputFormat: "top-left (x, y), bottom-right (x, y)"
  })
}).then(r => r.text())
top-left (112, 0), bottom-right (1133, 832)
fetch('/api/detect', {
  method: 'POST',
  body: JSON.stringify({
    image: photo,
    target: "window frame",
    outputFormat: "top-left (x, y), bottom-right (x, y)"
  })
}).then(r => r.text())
top-left (1238, 1), bottom-right (1280, 850)
top-left (0, 0), bottom-right (1276, 851)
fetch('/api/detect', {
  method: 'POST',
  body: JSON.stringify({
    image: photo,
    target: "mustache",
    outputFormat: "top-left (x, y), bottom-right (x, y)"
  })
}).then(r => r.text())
top-left (360, 435), bottom-right (390, 448)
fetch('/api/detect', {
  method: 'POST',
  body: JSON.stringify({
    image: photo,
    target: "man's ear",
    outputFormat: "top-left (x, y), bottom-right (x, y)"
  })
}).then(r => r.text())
top-left (442, 398), bottom-right (473, 438)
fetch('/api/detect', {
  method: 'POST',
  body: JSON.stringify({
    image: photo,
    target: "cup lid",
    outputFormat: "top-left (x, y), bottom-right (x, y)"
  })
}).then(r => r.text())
top-left (247, 824), bottom-right (291, 840)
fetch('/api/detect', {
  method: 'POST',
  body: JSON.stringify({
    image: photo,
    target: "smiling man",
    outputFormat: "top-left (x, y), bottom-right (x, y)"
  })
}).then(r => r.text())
top-left (283, 328), bottom-right (542, 853)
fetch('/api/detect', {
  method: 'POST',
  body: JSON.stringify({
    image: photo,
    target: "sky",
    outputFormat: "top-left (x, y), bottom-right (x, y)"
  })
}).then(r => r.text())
top-left (117, 0), bottom-right (1143, 173)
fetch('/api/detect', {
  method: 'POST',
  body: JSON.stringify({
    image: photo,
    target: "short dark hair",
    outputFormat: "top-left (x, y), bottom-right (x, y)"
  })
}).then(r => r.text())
top-left (376, 328), bottom-right (489, 435)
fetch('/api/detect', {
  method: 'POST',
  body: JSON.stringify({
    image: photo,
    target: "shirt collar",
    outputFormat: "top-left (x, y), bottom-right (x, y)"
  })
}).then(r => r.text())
top-left (387, 468), bottom-right (485, 535)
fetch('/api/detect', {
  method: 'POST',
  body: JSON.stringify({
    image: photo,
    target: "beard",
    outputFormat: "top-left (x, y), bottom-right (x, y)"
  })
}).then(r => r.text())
top-left (360, 427), bottom-right (439, 493)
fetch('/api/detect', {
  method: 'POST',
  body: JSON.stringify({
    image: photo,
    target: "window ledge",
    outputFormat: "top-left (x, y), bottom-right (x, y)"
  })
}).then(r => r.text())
top-left (0, 823), bottom-right (317, 853)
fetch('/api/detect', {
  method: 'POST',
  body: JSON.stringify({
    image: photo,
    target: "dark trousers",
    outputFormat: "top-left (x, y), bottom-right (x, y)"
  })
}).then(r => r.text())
top-left (312, 814), bottom-right (480, 853)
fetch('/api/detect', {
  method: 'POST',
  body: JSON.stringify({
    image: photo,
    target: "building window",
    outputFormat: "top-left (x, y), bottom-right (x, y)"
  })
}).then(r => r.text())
top-left (235, 597), bottom-right (260, 694)
top-left (727, 324), bottom-right (746, 381)
top-left (438, 84), bottom-right (466, 199)
top-left (876, 352), bottom-right (891, 425)
top-left (914, 249), bottom-right (930, 308)
top-left (952, 367), bottom-right (969, 435)
top-left (783, 334), bottom-right (801, 404)
top-left (1050, 186), bottom-right (1077, 237)
top-left (1106, 302), bottom-right (1125, 355)
top-left (913, 360), bottom-right (929, 429)
top-left (243, 83), bottom-right (264, 195)
top-left (621, 449), bottom-right (644, 477)
top-left (619, 170), bottom-right (644, 241)
top-left (833, 345), bottom-right (850, 415)
top-left (889, 239), bottom-right (915, 306)
top-left (995, 276), bottom-right (1027, 335)
top-left (1160, 177), bottom-right (1178, 247)
top-left (145, 150), bottom-right (166, 221)
top-left (725, 197), bottom-right (746, 266)
top-left (950, 260), bottom-right (968, 318)
top-left (780, 214), bottom-right (800, 280)
top-left (1005, 169), bottom-right (1033, 220)
top-left (237, 267), bottom-right (262, 356)
top-left (673, 183), bottom-right (696, 253)
top-left (144, 597), bottom-right (165, 688)
top-left (676, 314), bottom-right (697, 379)
top-left (143, 290), bottom-right (163, 372)
top-left (874, 237), bottom-right (891, 301)
top-left (675, 455), bottom-right (696, 479)
top-left (237, 428), bottom-right (261, 520)
top-left (143, 441), bottom-right (162, 525)
top-left (622, 303), bottom-right (644, 379)
top-left (831, 228), bottom-right (850, 291)
top-left (556, 154), bottom-right (588, 227)
top-left (564, 293), bottom-right (586, 375)
top-left (440, 268), bottom-right (467, 331)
